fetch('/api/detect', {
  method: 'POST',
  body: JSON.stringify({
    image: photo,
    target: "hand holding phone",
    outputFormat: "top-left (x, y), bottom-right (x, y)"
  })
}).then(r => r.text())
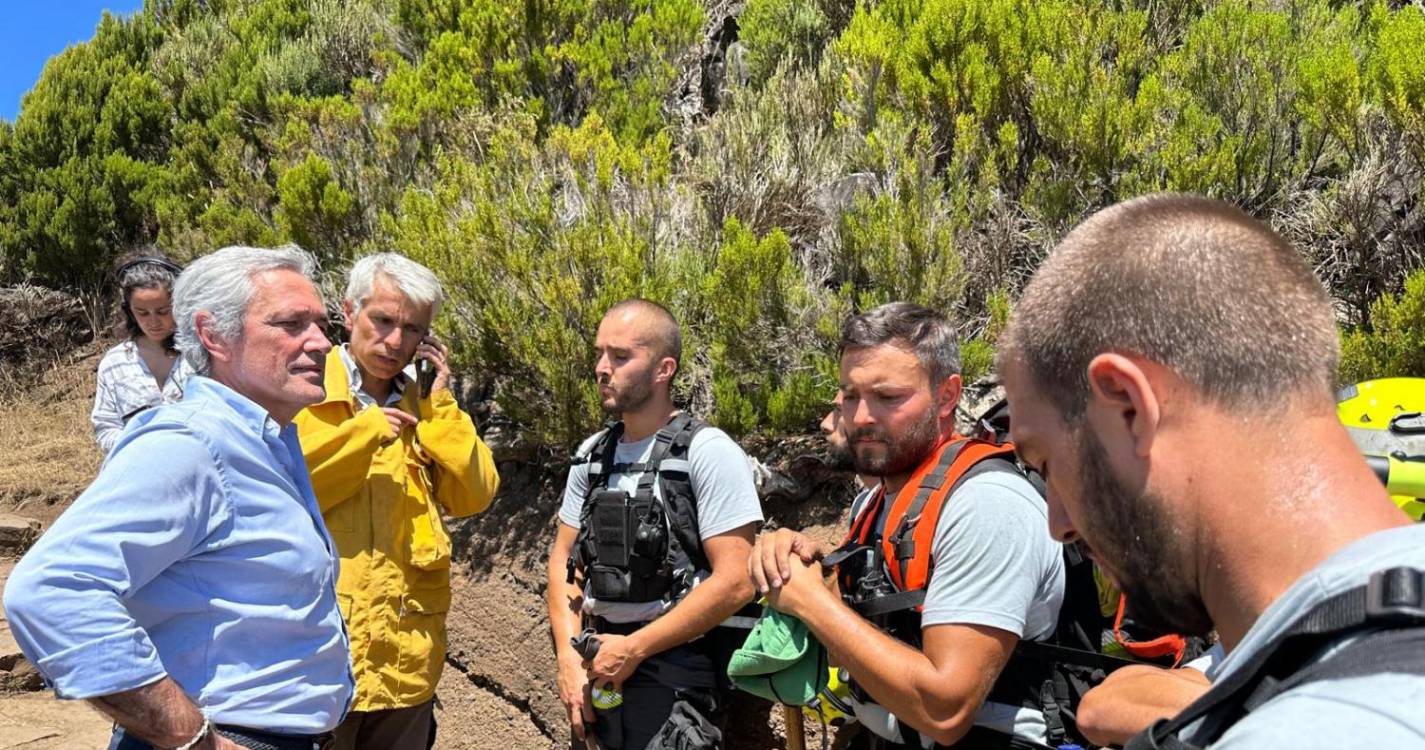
top-left (417, 357), bottom-right (436, 399)
top-left (414, 335), bottom-right (449, 399)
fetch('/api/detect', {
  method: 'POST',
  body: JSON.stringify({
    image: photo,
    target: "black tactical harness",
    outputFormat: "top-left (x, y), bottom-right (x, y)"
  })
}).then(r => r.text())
top-left (567, 413), bottom-right (710, 606)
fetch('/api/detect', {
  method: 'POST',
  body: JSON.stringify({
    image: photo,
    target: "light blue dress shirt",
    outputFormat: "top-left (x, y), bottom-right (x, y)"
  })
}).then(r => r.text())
top-left (3, 376), bottom-right (354, 733)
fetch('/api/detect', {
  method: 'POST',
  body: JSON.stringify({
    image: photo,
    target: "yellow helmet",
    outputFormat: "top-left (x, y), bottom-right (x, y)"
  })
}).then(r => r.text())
top-left (1337, 378), bottom-right (1425, 521)
top-left (801, 666), bottom-right (854, 727)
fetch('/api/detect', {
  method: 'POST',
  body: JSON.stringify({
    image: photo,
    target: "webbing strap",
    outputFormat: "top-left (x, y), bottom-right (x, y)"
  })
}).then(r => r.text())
top-left (634, 413), bottom-right (691, 499)
top-left (848, 588), bottom-right (926, 618)
top-left (1010, 638), bottom-right (1139, 676)
top-left (1126, 566), bottom-right (1425, 750)
top-left (587, 423), bottom-right (624, 493)
top-left (889, 441), bottom-right (970, 566)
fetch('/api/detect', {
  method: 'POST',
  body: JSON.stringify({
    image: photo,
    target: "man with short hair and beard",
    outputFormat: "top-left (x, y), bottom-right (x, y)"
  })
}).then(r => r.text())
top-left (750, 302), bottom-right (1067, 749)
top-left (997, 193), bottom-right (1425, 748)
top-left (547, 299), bottom-right (762, 749)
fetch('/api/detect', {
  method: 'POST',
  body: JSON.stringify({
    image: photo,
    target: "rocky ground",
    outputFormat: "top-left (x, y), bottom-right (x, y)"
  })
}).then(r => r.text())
top-left (0, 330), bottom-right (863, 749)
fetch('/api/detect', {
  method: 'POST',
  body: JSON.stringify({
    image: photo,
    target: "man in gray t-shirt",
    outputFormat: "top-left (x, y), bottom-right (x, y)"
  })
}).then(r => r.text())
top-left (750, 302), bottom-right (1066, 750)
top-left (998, 194), bottom-right (1425, 748)
top-left (558, 426), bottom-right (764, 625)
top-left (546, 300), bottom-right (762, 750)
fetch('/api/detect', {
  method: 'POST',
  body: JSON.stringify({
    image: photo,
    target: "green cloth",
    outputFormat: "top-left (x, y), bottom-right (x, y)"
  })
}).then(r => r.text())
top-left (727, 607), bottom-right (829, 706)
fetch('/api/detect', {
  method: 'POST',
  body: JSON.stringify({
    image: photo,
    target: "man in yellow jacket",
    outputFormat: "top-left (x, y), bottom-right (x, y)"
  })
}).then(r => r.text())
top-left (295, 253), bottom-right (500, 750)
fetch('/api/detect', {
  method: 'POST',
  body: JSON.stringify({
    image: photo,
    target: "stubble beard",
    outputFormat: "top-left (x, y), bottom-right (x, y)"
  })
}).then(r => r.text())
top-left (600, 370), bottom-right (655, 416)
top-left (850, 405), bottom-right (941, 479)
top-left (1078, 425), bottom-right (1214, 638)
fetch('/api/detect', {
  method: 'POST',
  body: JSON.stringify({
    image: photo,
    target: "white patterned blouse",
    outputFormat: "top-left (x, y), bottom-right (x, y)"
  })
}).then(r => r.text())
top-left (91, 340), bottom-right (193, 453)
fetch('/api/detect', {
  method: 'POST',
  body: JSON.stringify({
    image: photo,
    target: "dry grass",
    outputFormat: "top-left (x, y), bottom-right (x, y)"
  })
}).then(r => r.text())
top-left (0, 342), bottom-right (104, 526)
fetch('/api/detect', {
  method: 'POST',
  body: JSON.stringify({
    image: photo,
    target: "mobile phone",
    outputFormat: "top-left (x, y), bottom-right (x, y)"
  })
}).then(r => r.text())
top-left (417, 357), bottom-right (436, 399)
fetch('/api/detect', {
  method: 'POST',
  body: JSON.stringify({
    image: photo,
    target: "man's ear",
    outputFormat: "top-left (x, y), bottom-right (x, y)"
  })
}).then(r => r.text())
top-left (1085, 353), bottom-right (1161, 459)
top-left (655, 356), bottom-right (678, 385)
top-left (194, 311), bottom-right (232, 366)
top-left (936, 373), bottom-right (963, 423)
top-left (341, 299), bottom-right (356, 333)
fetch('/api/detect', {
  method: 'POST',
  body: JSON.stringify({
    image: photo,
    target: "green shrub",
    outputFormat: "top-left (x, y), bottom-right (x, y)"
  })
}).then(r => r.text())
top-left (6, 0), bottom-right (1425, 450)
top-left (1340, 268), bottom-right (1425, 384)
top-left (739, 0), bottom-right (833, 83)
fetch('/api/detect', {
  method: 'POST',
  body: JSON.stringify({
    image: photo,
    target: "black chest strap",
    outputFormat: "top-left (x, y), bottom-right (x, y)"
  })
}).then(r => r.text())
top-left (1126, 566), bottom-right (1425, 750)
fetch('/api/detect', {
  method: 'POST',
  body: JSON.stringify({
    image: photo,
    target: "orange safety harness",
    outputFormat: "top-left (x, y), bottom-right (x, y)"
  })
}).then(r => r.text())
top-left (839, 435), bottom-right (1017, 606)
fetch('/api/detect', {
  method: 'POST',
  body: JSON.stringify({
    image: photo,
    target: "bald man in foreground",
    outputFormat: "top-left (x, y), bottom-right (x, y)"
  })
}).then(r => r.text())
top-left (546, 299), bottom-right (762, 749)
top-left (997, 194), bottom-right (1425, 748)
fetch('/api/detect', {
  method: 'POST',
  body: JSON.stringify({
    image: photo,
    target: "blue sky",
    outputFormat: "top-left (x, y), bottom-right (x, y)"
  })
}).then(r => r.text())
top-left (0, 1), bottom-right (146, 122)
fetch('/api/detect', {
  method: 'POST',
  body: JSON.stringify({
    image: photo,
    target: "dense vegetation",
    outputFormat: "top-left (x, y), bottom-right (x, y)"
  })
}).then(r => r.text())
top-left (1, 0), bottom-right (1423, 445)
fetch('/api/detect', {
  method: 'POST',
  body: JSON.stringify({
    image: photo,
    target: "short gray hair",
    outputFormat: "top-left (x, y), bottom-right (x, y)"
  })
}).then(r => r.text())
top-left (997, 193), bottom-right (1339, 421)
top-left (345, 253), bottom-right (444, 318)
top-left (173, 245), bottom-right (319, 375)
top-left (839, 302), bottom-right (961, 385)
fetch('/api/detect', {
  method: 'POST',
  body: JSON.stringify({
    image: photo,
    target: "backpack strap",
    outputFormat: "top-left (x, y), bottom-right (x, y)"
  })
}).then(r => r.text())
top-left (882, 438), bottom-right (1018, 594)
top-left (581, 422), bottom-right (624, 499)
top-left (635, 412), bottom-right (698, 497)
top-left (1125, 566), bottom-right (1425, 750)
top-left (842, 485), bottom-right (886, 548)
top-left (644, 413), bottom-right (711, 598)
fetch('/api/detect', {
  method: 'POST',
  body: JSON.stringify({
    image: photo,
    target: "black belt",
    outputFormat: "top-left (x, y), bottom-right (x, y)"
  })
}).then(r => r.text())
top-left (113, 726), bottom-right (329, 750)
top-left (216, 725), bottom-right (331, 750)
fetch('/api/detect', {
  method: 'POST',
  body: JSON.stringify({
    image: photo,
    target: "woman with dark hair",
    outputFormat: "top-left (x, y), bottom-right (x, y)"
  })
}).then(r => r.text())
top-left (90, 254), bottom-right (194, 452)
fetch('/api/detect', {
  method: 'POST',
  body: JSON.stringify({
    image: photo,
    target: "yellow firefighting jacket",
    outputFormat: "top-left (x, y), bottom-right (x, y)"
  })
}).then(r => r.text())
top-left (294, 349), bottom-right (499, 710)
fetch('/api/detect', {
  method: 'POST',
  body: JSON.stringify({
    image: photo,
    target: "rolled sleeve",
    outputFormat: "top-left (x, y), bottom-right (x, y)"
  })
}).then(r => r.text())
top-left (3, 425), bottom-right (230, 699)
top-left (34, 628), bottom-right (166, 699)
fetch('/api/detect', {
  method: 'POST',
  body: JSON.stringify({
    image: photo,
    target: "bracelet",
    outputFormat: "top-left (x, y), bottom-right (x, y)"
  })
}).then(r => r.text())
top-left (170, 715), bottom-right (212, 750)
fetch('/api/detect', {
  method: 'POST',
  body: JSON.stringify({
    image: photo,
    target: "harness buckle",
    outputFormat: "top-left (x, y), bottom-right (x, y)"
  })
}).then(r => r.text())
top-left (1365, 567), bottom-right (1425, 621)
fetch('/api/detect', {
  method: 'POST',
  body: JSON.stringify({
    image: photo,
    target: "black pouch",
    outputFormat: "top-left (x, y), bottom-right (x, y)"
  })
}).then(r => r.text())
top-left (625, 492), bottom-right (673, 601)
top-left (589, 489), bottom-right (635, 601)
top-left (589, 489), bottom-right (674, 603)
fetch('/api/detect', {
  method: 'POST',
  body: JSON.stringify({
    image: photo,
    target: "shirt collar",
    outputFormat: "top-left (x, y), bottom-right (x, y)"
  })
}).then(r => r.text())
top-left (184, 375), bottom-right (284, 439)
top-left (337, 344), bottom-right (407, 409)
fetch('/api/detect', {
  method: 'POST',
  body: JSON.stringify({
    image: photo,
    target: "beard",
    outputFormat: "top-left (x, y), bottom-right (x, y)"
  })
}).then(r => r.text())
top-left (824, 435), bottom-right (856, 472)
top-left (599, 368), bottom-right (654, 415)
top-left (1077, 426), bottom-right (1214, 638)
top-left (849, 404), bottom-right (941, 478)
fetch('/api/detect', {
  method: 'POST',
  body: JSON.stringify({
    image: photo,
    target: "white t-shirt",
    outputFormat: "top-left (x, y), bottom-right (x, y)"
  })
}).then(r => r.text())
top-left (559, 422), bottom-right (764, 623)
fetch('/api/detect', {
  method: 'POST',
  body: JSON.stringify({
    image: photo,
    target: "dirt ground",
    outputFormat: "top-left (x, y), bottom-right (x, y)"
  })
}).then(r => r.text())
top-left (0, 345), bottom-right (859, 749)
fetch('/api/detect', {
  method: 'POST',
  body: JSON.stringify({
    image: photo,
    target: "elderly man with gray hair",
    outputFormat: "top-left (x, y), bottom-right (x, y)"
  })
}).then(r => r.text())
top-left (294, 253), bottom-right (499, 750)
top-left (4, 245), bottom-right (353, 750)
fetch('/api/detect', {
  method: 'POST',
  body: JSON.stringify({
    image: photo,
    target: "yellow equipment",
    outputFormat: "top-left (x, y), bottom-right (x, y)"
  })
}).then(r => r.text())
top-left (801, 666), bottom-right (853, 727)
top-left (1337, 378), bottom-right (1425, 521)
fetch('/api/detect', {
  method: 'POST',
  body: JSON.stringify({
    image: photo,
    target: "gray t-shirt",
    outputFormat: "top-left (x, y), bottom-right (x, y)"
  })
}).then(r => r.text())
top-left (1189, 523), bottom-right (1425, 748)
top-left (847, 469), bottom-right (1067, 745)
top-left (559, 422), bottom-right (764, 623)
